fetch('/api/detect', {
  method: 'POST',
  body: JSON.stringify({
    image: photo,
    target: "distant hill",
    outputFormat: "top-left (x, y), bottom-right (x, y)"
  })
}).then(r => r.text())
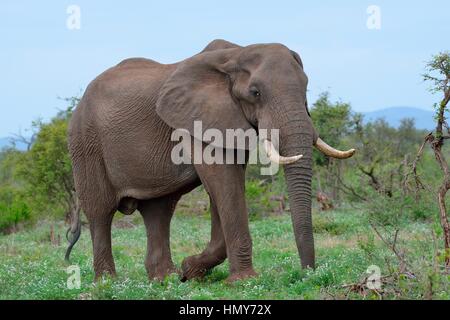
top-left (363, 107), bottom-right (435, 130)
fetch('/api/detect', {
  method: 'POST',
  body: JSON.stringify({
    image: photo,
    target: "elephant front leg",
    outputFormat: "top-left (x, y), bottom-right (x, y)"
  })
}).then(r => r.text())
top-left (138, 196), bottom-right (179, 280)
top-left (181, 196), bottom-right (227, 281)
top-left (187, 162), bottom-right (257, 282)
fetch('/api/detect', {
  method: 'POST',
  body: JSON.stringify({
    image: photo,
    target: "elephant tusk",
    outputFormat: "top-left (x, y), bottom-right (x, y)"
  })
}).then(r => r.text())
top-left (263, 139), bottom-right (303, 164)
top-left (314, 137), bottom-right (356, 159)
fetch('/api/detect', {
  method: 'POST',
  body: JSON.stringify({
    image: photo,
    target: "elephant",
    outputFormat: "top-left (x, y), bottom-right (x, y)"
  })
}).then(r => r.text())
top-left (67, 39), bottom-right (355, 282)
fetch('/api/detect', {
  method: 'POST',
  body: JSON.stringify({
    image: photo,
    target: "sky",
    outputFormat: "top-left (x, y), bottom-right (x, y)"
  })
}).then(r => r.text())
top-left (1, 0), bottom-right (448, 137)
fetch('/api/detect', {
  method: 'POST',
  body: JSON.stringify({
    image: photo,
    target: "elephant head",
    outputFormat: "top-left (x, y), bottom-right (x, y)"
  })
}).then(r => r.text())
top-left (157, 40), bottom-right (355, 269)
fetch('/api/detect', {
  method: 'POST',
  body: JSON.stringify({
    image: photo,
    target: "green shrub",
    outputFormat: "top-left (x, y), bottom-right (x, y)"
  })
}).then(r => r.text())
top-left (313, 214), bottom-right (349, 235)
top-left (246, 180), bottom-right (270, 219)
top-left (404, 195), bottom-right (436, 221)
top-left (245, 179), bottom-right (287, 220)
top-left (0, 199), bottom-right (30, 232)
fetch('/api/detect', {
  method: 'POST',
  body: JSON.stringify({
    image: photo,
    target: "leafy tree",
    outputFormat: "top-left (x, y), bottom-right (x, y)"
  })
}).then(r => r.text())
top-left (310, 92), bottom-right (353, 201)
top-left (0, 149), bottom-right (30, 232)
top-left (417, 51), bottom-right (450, 267)
top-left (310, 92), bottom-right (353, 166)
top-left (0, 148), bottom-right (21, 187)
top-left (345, 115), bottom-right (427, 200)
top-left (15, 99), bottom-right (78, 220)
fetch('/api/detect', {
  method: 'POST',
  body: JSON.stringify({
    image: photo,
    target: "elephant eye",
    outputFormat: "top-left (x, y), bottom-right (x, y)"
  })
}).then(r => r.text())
top-left (249, 87), bottom-right (261, 98)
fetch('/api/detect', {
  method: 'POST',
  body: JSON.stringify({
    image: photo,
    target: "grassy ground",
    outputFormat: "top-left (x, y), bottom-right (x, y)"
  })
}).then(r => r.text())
top-left (0, 192), bottom-right (448, 300)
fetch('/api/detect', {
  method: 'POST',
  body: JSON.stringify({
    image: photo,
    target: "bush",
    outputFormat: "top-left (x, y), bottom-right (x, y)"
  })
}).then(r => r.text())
top-left (313, 214), bottom-right (349, 235)
top-left (0, 198), bottom-right (30, 233)
top-left (245, 180), bottom-right (275, 220)
top-left (12, 106), bottom-right (77, 221)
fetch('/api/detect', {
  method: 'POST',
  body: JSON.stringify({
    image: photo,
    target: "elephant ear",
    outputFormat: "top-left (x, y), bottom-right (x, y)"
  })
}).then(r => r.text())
top-left (156, 48), bottom-right (253, 149)
top-left (290, 50), bottom-right (304, 69)
top-left (291, 49), bottom-right (311, 117)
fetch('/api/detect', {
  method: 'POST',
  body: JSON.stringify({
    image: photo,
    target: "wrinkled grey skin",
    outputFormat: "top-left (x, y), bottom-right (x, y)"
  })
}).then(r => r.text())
top-left (69, 39), bottom-right (323, 282)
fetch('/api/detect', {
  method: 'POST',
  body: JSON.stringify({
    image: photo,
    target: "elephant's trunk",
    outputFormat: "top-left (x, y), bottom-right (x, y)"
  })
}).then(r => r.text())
top-left (277, 122), bottom-right (356, 269)
top-left (284, 159), bottom-right (315, 268)
top-left (269, 108), bottom-right (315, 269)
top-left (282, 134), bottom-right (315, 268)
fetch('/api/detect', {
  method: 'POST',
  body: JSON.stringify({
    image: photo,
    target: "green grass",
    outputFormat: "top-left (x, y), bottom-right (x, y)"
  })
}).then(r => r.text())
top-left (0, 205), bottom-right (448, 300)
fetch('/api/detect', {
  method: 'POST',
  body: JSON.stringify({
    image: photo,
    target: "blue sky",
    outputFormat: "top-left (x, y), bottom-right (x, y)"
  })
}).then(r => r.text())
top-left (1, 0), bottom-right (448, 136)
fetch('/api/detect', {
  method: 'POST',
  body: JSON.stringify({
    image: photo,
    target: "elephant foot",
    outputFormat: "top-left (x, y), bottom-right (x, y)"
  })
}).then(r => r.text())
top-left (180, 249), bottom-right (227, 282)
top-left (94, 269), bottom-right (117, 281)
top-left (147, 263), bottom-right (178, 281)
top-left (180, 255), bottom-right (215, 282)
top-left (226, 269), bottom-right (258, 283)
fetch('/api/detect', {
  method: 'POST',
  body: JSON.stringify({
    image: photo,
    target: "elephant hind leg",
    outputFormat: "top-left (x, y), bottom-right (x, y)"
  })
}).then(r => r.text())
top-left (138, 195), bottom-right (180, 281)
top-left (87, 210), bottom-right (116, 280)
top-left (72, 136), bottom-right (119, 280)
top-left (181, 196), bottom-right (227, 281)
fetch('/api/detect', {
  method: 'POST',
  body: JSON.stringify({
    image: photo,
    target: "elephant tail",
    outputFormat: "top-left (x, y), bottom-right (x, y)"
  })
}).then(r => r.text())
top-left (65, 196), bottom-right (82, 262)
